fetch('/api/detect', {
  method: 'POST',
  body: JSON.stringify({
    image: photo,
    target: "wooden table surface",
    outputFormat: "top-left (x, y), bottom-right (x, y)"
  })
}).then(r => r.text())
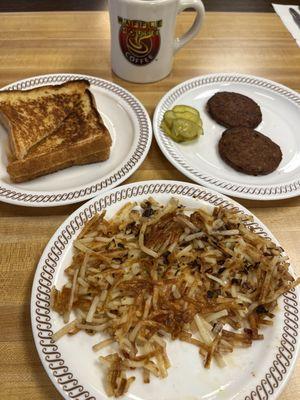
top-left (0, 11), bottom-right (299, 400)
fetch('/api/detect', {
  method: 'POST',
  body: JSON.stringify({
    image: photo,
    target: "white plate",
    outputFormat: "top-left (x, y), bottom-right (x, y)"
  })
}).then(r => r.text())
top-left (153, 73), bottom-right (300, 200)
top-left (31, 180), bottom-right (299, 400)
top-left (0, 74), bottom-right (152, 207)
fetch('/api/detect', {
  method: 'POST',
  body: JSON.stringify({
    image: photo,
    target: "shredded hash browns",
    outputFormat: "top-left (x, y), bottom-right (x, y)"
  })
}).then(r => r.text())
top-left (51, 198), bottom-right (300, 397)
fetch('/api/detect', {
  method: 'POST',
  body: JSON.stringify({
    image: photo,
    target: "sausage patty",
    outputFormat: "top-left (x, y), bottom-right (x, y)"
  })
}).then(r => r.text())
top-left (218, 127), bottom-right (282, 175)
top-left (207, 92), bottom-right (262, 128)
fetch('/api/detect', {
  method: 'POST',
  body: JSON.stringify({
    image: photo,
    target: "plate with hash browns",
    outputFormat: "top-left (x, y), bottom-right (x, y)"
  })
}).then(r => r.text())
top-left (31, 181), bottom-right (300, 400)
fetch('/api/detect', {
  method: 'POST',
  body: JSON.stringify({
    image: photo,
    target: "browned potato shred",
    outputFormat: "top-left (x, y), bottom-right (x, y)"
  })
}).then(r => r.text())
top-left (51, 197), bottom-right (300, 397)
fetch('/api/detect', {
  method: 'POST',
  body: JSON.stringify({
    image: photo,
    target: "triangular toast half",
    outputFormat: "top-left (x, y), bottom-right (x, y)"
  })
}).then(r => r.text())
top-left (7, 90), bottom-right (112, 183)
top-left (0, 80), bottom-right (89, 160)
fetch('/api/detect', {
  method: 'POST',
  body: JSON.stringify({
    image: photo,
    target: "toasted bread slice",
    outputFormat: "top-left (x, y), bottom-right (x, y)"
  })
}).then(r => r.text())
top-left (7, 89), bottom-right (111, 183)
top-left (8, 149), bottom-right (109, 183)
top-left (0, 80), bottom-right (90, 160)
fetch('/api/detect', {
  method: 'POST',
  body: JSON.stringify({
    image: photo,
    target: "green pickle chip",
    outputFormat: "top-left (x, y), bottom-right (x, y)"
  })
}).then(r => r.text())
top-left (161, 104), bottom-right (203, 142)
top-left (173, 119), bottom-right (200, 142)
top-left (172, 105), bottom-right (200, 116)
top-left (164, 110), bottom-right (177, 128)
top-left (160, 120), bottom-right (172, 136)
top-left (174, 111), bottom-right (202, 126)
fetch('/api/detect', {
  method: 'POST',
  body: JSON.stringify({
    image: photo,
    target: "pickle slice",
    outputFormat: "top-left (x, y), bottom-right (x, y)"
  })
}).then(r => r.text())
top-left (174, 111), bottom-right (202, 126)
top-left (160, 104), bottom-right (203, 143)
top-left (172, 118), bottom-right (201, 142)
top-left (173, 105), bottom-right (200, 117)
top-left (160, 120), bottom-right (173, 137)
top-left (164, 110), bottom-right (176, 128)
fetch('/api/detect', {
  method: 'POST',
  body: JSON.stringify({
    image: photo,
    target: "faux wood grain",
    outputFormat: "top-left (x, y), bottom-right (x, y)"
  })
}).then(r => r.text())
top-left (0, 11), bottom-right (299, 400)
top-left (0, 0), bottom-right (299, 13)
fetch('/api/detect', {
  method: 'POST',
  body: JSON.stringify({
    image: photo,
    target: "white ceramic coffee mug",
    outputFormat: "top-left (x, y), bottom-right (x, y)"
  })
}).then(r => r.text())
top-left (108, 0), bottom-right (205, 83)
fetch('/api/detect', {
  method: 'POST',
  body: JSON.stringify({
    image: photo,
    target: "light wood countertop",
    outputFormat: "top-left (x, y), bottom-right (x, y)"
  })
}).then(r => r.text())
top-left (0, 11), bottom-right (299, 400)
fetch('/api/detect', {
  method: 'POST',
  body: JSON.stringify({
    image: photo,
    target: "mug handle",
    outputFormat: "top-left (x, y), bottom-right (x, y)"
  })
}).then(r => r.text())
top-left (174, 0), bottom-right (205, 53)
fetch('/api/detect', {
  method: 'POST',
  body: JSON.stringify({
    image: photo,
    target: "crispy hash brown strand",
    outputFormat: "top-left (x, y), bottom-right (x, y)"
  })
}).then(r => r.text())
top-left (51, 198), bottom-right (300, 397)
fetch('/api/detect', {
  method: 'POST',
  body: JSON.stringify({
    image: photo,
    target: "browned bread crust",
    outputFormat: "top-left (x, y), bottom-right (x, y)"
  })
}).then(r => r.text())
top-left (25, 90), bottom-right (111, 156)
top-left (0, 80), bottom-right (90, 159)
top-left (9, 149), bottom-right (110, 183)
top-left (6, 88), bottom-right (112, 183)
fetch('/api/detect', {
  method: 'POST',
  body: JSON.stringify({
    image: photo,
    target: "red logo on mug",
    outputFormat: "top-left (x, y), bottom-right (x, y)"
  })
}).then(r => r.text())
top-left (118, 17), bottom-right (162, 66)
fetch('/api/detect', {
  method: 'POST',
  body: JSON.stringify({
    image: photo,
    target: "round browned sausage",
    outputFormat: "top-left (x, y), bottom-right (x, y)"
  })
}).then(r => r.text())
top-left (218, 127), bottom-right (282, 175)
top-left (207, 92), bottom-right (262, 129)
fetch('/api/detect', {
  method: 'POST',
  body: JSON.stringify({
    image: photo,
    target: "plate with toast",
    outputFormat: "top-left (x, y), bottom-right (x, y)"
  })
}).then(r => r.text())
top-left (0, 74), bottom-right (152, 206)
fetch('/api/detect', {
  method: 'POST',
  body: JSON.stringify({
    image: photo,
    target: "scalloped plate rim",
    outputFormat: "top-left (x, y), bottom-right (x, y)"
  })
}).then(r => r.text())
top-left (0, 73), bottom-right (152, 207)
top-left (153, 73), bottom-right (300, 200)
top-left (31, 180), bottom-right (300, 400)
